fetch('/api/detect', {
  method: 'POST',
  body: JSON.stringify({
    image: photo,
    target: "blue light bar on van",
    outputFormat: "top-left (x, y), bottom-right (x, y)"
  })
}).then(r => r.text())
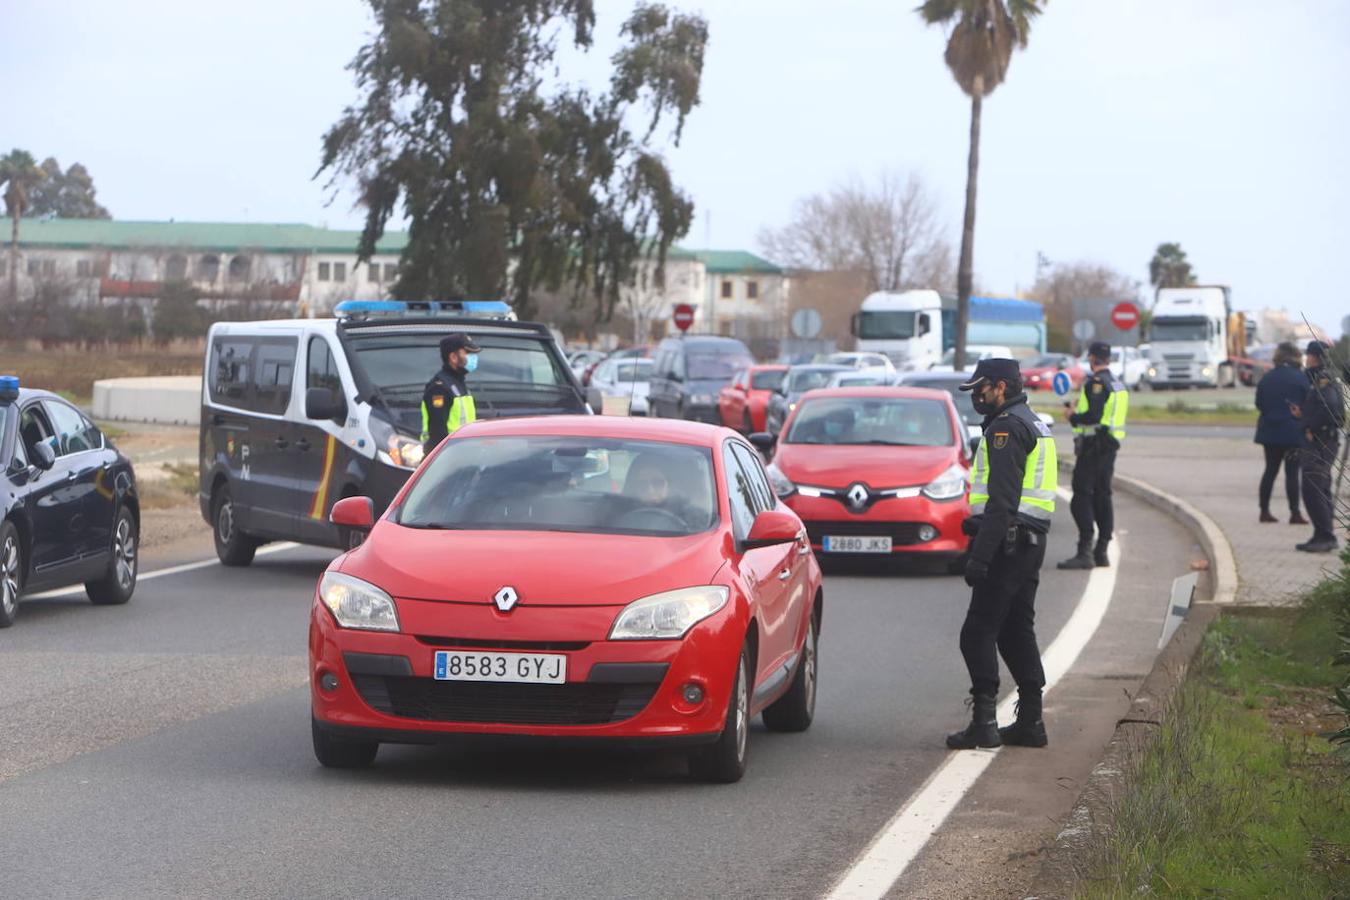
top-left (0, 375), bottom-right (19, 402)
top-left (334, 299), bottom-right (516, 321)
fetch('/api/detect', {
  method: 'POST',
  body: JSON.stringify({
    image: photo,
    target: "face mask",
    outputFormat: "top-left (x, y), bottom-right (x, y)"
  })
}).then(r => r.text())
top-left (465, 353), bottom-right (480, 373)
top-left (971, 388), bottom-right (997, 416)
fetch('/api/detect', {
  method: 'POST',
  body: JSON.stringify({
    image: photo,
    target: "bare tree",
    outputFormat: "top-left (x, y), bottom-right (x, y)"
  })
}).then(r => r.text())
top-left (758, 171), bottom-right (953, 293)
top-left (1028, 260), bottom-right (1140, 350)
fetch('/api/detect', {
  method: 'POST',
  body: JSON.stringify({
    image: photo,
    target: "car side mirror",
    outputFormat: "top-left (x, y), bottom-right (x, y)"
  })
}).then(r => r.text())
top-left (331, 496), bottom-right (375, 531)
top-left (306, 387), bottom-right (347, 423)
top-left (748, 432), bottom-right (776, 456)
top-left (743, 510), bottom-right (801, 550)
top-left (31, 441), bottom-right (57, 471)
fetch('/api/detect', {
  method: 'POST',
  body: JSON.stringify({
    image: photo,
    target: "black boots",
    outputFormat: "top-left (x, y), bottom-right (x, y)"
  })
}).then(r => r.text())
top-left (1057, 541), bottom-right (1094, 570)
top-left (1259, 509), bottom-right (1278, 523)
top-left (998, 692), bottom-right (1048, 748)
top-left (1093, 541), bottom-right (1110, 567)
top-left (946, 693), bottom-right (1001, 749)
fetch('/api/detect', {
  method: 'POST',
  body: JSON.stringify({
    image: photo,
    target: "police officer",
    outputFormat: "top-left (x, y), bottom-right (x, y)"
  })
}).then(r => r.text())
top-left (947, 358), bottom-right (1058, 750)
top-left (421, 333), bottom-right (481, 454)
top-left (1291, 340), bottom-right (1344, 553)
top-left (1058, 341), bottom-right (1129, 570)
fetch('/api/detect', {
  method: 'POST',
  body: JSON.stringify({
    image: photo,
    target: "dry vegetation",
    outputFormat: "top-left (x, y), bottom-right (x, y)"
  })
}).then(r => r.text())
top-left (0, 341), bottom-right (203, 400)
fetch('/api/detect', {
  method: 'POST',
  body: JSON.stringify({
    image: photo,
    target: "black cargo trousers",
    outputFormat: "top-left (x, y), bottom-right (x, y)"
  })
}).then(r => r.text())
top-left (1070, 435), bottom-right (1117, 547)
top-left (959, 535), bottom-right (1048, 697)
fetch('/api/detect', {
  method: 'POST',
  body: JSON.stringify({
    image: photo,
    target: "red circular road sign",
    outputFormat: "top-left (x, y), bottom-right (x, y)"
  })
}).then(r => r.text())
top-left (1110, 302), bottom-right (1140, 331)
top-left (672, 303), bottom-right (695, 332)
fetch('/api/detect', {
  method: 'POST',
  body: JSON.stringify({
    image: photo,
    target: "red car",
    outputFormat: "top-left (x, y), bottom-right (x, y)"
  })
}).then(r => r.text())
top-left (718, 364), bottom-right (788, 433)
top-left (311, 416), bottom-right (823, 782)
top-left (1021, 353), bottom-right (1085, 392)
top-left (757, 387), bottom-right (970, 570)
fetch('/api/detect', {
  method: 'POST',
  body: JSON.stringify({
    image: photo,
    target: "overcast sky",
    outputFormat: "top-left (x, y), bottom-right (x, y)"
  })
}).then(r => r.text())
top-left (5, 0), bottom-right (1348, 333)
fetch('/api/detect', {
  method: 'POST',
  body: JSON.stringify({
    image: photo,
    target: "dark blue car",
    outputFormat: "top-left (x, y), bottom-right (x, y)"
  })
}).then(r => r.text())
top-left (0, 377), bottom-right (139, 627)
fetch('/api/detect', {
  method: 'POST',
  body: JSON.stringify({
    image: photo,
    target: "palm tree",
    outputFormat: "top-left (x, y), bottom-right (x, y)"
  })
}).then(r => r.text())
top-left (918, 0), bottom-right (1044, 370)
top-left (0, 149), bottom-right (45, 307)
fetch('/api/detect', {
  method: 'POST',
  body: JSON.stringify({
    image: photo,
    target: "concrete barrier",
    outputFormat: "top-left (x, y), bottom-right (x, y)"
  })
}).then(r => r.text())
top-left (93, 376), bottom-right (202, 426)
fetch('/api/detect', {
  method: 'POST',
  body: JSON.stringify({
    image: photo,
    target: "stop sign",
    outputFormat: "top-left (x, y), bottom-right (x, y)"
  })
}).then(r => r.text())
top-left (1110, 302), bottom-right (1140, 331)
top-left (672, 303), bottom-right (695, 332)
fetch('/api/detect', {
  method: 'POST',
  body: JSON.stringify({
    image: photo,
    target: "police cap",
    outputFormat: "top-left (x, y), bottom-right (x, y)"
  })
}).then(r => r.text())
top-left (1305, 340), bottom-right (1329, 360)
top-left (440, 333), bottom-right (482, 358)
top-left (958, 357), bottom-right (1021, 391)
top-left (1087, 341), bottom-right (1111, 361)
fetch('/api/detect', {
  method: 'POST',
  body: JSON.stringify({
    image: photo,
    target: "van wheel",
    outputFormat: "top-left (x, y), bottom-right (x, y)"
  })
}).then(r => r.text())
top-left (212, 483), bottom-right (259, 567)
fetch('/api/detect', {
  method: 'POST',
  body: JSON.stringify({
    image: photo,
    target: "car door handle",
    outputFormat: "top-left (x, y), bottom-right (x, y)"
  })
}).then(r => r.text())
top-left (274, 438), bottom-right (289, 449)
top-left (66, 469), bottom-right (78, 481)
top-left (212, 414), bottom-right (226, 426)
top-left (295, 438), bottom-right (311, 452)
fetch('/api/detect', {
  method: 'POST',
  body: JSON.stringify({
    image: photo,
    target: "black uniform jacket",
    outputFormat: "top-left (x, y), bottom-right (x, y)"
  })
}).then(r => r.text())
top-left (422, 366), bottom-right (471, 450)
top-left (1301, 365), bottom-right (1345, 441)
top-left (969, 393), bottom-right (1049, 566)
top-left (1067, 368), bottom-right (1121, 434)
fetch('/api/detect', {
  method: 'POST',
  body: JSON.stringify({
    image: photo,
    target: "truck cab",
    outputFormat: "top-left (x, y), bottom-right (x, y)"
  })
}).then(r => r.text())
top-left (850, 290), bottom-right (943, 371)
top-left (1146, 286), bottom-right (1232, 388)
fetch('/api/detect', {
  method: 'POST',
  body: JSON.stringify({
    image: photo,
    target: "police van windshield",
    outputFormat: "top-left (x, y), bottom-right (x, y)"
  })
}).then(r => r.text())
top-left (397, 436), bottom-right (719, 537)
top-left (344, 332), bottom-right (582, 433)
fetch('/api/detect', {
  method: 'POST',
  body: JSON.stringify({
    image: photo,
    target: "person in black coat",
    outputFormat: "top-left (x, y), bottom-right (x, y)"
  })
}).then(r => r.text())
top-left (1253, 342), bottom-right (1307, 524)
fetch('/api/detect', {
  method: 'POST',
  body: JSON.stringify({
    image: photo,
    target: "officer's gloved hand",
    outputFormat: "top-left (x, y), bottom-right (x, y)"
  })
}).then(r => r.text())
top-left (960, 518), bottom-right (978, 537)
top-left (964, 557), bottom-right (990, 588)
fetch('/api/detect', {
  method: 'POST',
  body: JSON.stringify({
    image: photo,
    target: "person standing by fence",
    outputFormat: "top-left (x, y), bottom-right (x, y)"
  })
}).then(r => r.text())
top-left (1254, 341), bottom-right (1308, 525)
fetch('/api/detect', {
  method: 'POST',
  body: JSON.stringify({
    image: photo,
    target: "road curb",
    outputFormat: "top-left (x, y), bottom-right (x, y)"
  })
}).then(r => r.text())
top-left (1059, 457), bottom-right (1239, 605)
top-left (1023, 601), bottom-right (1222, 899)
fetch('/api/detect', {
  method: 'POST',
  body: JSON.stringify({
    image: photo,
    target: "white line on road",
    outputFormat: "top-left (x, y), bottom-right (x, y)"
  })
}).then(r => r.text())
top-left (25, 542), bottom-right (303, 600)
top-left (823, 489), bottom-right (1119, 900)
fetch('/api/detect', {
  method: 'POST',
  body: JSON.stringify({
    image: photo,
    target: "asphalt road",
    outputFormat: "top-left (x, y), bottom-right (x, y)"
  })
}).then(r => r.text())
top-left (0, 496), bottom-right (1189, 900)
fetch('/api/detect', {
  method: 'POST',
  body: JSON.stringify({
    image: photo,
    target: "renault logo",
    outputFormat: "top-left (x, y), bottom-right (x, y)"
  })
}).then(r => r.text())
top-left (847, 484), bottom-right (870, 509)
top-left (493, 586), bottom-right (519, 613)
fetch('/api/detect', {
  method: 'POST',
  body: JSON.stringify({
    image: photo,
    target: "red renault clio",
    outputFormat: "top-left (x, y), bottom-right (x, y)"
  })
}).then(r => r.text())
top-left (759, 387), bottom-right (971, 571)
top-left (310, 416), bottom-right (822, 782)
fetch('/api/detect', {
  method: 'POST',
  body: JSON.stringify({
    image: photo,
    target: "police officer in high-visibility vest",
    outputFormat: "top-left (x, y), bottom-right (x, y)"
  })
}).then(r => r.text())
top-left (1058, 341), bottom-right (1129, 570)
top-left (421, 333), bottom-right (480, 455)
top-left (947, 358), bottom-right (1058, 750)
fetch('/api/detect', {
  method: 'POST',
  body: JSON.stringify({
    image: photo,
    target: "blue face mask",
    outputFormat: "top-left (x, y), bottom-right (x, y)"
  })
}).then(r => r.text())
top-left (465, 353), bottom-right (480, 373)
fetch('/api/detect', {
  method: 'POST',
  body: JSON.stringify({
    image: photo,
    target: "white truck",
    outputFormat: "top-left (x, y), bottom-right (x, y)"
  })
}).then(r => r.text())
top-left (850, 290), bottom-right (1046, 371)
top-left (1145, 286), bottom-right (1242, 388)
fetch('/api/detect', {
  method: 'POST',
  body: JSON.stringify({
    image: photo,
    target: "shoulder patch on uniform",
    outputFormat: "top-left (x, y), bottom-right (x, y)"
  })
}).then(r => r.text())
top-left (1318, 375), bottom-right (1331, 388)
top-left (1092, 382), bottom-right (1103, 394)
top-left (432, 395), bottom-right (446, 408)
top-left (992, 432), bottom-right (1009, 449)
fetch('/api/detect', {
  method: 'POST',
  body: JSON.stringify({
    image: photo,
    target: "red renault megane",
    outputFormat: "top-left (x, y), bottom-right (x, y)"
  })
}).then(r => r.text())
top-left (757, 387), bottom-right (971, 570)
top-left (310, 416), bottom-right (823, 782)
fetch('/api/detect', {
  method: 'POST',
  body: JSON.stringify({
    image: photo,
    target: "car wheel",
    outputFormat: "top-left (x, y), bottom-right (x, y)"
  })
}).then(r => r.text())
top-left (86, 506), bottom-right (138, 605)
top-left (689, 643), bottom-right (750, 783)
top-left (0, 520), bottom-right (22, 628)
top-left (763, 616), bottom-right (817, 733)
top-left (212, 483), bottom-right (259, 567)
top-left (311, 717), bottom-right (378, 769)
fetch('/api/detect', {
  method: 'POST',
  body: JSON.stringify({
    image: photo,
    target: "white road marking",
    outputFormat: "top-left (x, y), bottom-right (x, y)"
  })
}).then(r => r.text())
top-left (824, 489), bottom-right (1119, 900)
top-left (25, 542), bottom-right (303, 600)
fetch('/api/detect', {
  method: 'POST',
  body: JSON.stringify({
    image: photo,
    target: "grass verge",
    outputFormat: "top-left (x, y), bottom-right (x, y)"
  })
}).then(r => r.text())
top-left (1076, 574), bottom-right (1349, 897)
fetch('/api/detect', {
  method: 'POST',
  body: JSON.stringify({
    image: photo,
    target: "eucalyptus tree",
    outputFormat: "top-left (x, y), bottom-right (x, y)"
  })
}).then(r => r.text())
top-left (0, 149), bottom-right (45, 306)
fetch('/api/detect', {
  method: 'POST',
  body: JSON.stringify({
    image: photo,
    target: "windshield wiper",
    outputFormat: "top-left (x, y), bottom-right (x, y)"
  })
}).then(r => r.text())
top-left (398, 522), bottom-right (465, 530)
top-left (865, 439), bottom-right (922, 446)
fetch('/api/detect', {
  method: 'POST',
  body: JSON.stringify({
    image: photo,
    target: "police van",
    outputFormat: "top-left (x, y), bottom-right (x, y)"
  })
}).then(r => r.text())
top-left (199, 300), bottom-right (588, 565)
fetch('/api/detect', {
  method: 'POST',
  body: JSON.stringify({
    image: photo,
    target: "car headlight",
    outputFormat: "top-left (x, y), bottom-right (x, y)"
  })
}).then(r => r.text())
top-left (922, 463), bottom-right (968, 501)
top-left (765, 462), bottom-right (797, 498)
top-left (1147, 367), bottom-right (1157, 377)
top-left (609, 586), bottom-right (729, 640)
top-left (319, 571), bottom-right (400, 632)
top-left (1201, 366), bottom-right (1213, 377)
top-left (370, 416), bottom-right (425, 469)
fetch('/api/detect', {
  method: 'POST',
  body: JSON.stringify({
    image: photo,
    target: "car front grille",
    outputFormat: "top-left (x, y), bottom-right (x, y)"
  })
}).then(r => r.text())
top-left (804, 521), bottom-right (926, 545)
top-left (351, 676), bottom-right (661, 726)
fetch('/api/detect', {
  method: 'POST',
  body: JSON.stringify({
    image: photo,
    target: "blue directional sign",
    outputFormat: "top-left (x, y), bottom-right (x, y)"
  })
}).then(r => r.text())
top-left (1052, 371), bottom-right (1072, 397)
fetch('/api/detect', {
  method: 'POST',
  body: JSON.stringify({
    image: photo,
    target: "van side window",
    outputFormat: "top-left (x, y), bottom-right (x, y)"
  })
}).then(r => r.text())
top-left (253, 340), bottom-right (298, 415)
top-left (307, 337), bottom-right (342, 395)
top-left (210, 339), bottom-right (256, 407)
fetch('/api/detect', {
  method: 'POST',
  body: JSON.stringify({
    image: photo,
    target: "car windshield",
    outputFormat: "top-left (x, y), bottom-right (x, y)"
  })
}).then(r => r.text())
top-left (345, 331), bottom-right (581, 433)
top-left (612, 361), bottom-right (652, 383)
top-left (751, 370), bottom-right (786, 391)
top-left (1150, 317), bottom-right (1210, 342)
top-left (787, 367), bottom-right (844, 392)
top-left (397, 436), bottom-right (719, 537)
top-left (855, 310), bottom-right (917, 339)
top-left (786, 396), bottom-right (953, 447)
top-left (688, 353), bottom-right (751, 381)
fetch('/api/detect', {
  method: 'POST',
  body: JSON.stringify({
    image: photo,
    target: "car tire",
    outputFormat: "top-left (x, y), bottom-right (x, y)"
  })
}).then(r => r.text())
top-left (85, 506), bottom-right (138, 605)
top-left (212, 483), bottom-right (259, 567)
top-left (689, 643), bottom-right (751, 783)
top-left (311, 717), bottom-right (378, 769)
top-left (763, 616), bottom-right (817, 733)
top-left (0, 520), bottom-right (23, 628)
